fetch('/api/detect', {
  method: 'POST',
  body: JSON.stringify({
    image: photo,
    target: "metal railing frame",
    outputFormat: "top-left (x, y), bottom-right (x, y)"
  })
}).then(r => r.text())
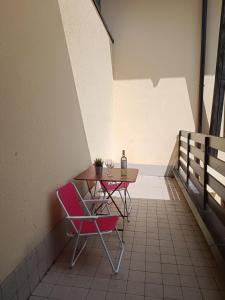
top-left (177, 130), bottom-right (225, 226)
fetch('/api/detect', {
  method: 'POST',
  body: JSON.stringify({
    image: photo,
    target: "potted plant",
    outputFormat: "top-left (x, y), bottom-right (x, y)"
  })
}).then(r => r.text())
top-left (94, 158), bottom-right (104, 175)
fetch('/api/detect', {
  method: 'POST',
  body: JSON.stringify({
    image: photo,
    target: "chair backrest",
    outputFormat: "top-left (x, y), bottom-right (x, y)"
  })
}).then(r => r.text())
top-left (56, 182), bottom-right (84, 232)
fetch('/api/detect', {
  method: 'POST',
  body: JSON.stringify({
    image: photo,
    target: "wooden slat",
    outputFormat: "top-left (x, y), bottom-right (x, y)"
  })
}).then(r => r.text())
top-left (190, 145), bottom-right (204, 161)
top-left (208, 155), bottom-right (225, 178)
top-left (180, 160), bottom-right (187, 174)
top-left (208, 194), bottom-right (225, 227)
top-left (189, 173), bottom-right (204, 195)
top-left (208, 174), bottom-right (225, 201)
top-left (190, 159), bottom-right (204, 178)
top-left (209, 136), bottom-right (225, 152)
top-left (190, 132), bottom-right (206, 144)
top-left (180, 151), bottom-right (187, 162)
top-left (180, 147), bottom-right (187, 155)
top-left (180, 141), bottom-right (187, 149)
top-left (180, 130), bottom-right (189, 138)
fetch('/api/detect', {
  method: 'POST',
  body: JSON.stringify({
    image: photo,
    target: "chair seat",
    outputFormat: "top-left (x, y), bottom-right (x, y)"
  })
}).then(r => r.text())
top-left (72, 215), bottom-right (119, 234)
top-left (101, 182), bottom-right (129, 191)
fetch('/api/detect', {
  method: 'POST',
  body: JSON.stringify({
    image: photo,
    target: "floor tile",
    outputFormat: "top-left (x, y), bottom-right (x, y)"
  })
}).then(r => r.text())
top-left (91, 277), bottom-right (110, 291)
top-left (108, 279), bottom-right (127, 293)
top-left (161, 254), bottom-right (176, 264)
top-left (42, 272), bottom-right (61, 284)
top-left (30, 297), bottom-right (48, 300)
top-left (201, 289), bottom-right (223, 300)
top-left (163, 274), bottom-right (181, 286)
top-left (33, 283), bottom-right (53, 297)
top-left (164, 285), bottom-right (183, 299)
top-left (146, 262), bottom-right (161, 273)
top-left (197, 276), bottom-right (218, 290)
top-left (106, 292), bottom-right (125, 300)
top-left (128, 270), bottom-right (145, 282)
top-left (49, 285), bottom-right (71, 300)
top-left (125, 294), bottom-right (144, 300)
top-left (126, 281), bottom-right (145, 296)
top-left (86, 290), bottom-right (106, 300)
top-left (130, 260), bottom-right (146, 271)
top-left (180, 275), bottom-right (198, 288)
top-left (178, 265), bottom-right (195, 276)
top-left (145, 283), bottom-right (163, 298)
top-left (182, 287), bottom-right (203, 300)
top-left (145, 272), bottom-right (162, 284)
top-left (161, 263), bottom-right (178, 274)
top-left (67, 287), bottom-right (89, 300)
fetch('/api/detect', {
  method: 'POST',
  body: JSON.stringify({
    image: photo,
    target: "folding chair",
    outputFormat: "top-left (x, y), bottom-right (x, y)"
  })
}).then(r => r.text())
top-left (56, 182), bottom-right (124, 273)
top-left (99, 181), bottom-right (132, 217)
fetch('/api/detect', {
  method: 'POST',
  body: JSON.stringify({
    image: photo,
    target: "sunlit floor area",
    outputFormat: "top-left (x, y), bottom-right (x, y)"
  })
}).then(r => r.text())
top-left (30, 177), bottom-right (225, 300)
top-left (128, 176), bottom-right (181, 200)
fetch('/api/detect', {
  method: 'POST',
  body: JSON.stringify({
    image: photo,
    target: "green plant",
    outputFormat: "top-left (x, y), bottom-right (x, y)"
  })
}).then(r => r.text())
top-left (94, 158), bottom-right (104, 167)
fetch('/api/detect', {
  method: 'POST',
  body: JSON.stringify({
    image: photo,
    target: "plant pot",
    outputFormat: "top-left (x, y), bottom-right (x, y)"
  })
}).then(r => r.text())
top-left (95, 166), bottom-right (103, 175)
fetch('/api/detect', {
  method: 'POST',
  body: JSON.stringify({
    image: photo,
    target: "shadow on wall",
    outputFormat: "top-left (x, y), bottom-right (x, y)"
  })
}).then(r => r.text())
top-left (103, 0), bottom-right (218, 129)
top-left (101, 0), bottom-right (221, 171)
top-left (48, 191), bottom-right (63, 230)
top-left (47, 179), bottom-right (89, 229)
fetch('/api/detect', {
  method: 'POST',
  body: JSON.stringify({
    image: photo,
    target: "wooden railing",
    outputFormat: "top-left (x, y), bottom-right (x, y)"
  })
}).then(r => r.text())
top-left (177, 130), bottom-right (225, 227)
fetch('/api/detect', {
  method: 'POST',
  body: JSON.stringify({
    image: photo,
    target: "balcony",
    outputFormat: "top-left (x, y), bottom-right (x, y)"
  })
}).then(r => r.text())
top-left (1, 1), bottom-right (225, 300)
top-left (29, 177), bottom-right (225, 300)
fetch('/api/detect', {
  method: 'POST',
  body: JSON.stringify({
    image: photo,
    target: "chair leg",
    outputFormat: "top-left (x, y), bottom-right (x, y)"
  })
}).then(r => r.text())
top-left (98, 229), bottom-right (124, 274)
top-left (98, 202), bottom-right (111, 215)
top-left (106, 202), bottom-right (111, 214)
top-left (126, 189), bottom-right (132, 214)
top-left (123, 189), bottom-right (129, 221)
top-left (70, 234), bottom-right (88, 268)
top-left (119, 190), bottom-right (126, 213)
top-left (118, 190), bottom-right (123, 201)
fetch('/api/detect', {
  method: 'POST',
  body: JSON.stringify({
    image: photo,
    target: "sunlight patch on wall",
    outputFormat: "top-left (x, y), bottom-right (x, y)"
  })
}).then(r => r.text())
top-left (112, 77), bottom-right (195, 167)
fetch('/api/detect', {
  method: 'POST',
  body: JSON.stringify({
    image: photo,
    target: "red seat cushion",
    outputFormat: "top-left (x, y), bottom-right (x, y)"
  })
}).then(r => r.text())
top-left (72, 215), bottom-right (119, 234)
top-left (101, 182), bottom-right (129, 191)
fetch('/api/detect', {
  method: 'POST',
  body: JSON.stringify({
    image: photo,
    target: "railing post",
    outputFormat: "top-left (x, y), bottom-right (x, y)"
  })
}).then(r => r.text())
top-left (186, 133), bottom-right (191, 185)
top-left (203, 136), bottom-right (209, 209)
top-left (178, 130), bottom-right (181, 170)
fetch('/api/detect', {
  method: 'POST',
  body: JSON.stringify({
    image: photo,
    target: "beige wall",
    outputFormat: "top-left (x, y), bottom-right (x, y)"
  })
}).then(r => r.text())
top-left (0, 0), bottom-right (91, 280)
top-left (203, 0), bottom-right (223, 135)
top-left (58, 0), bottom-right (114, 161)
top-left (102, 0), bottom-right (200, 173)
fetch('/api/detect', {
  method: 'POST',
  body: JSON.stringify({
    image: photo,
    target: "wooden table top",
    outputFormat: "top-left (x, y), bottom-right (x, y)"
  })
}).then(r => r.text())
top-left (75, 165), bottom-right (139, 183)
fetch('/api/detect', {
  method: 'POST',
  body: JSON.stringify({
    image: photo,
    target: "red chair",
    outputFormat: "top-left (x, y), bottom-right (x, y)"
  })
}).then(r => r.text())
top-left (100, 181), bottom-right (132, 217)
top-left (56, 182), bottom-right (124, 273)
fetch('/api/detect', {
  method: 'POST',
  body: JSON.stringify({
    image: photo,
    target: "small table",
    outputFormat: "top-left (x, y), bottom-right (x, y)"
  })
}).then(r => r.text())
top-left (74, 166), bottom-right (139, 234)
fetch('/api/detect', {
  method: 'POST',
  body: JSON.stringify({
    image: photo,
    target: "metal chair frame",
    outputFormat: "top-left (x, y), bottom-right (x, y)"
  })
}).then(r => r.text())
top-left (100, 183), bottom-right (132, 218)
top-left (56, 182), bottom-right (124, 273)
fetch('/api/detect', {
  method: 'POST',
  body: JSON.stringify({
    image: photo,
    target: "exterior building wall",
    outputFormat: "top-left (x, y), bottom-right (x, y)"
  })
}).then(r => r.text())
top-left (0, 0), bottom-right (91, 281)
top-left (102, 0), bottom-right (201, 174)
top-left (58, 0), bottom-right (114, 161)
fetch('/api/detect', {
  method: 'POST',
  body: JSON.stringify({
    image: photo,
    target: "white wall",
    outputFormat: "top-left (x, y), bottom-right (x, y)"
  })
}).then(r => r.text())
top-left (0, 0), bottom-right (91, 280)
top-left (102, 0), bottom-right (200, 174)
top-left (58, 0), bottom-right (114, 161)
